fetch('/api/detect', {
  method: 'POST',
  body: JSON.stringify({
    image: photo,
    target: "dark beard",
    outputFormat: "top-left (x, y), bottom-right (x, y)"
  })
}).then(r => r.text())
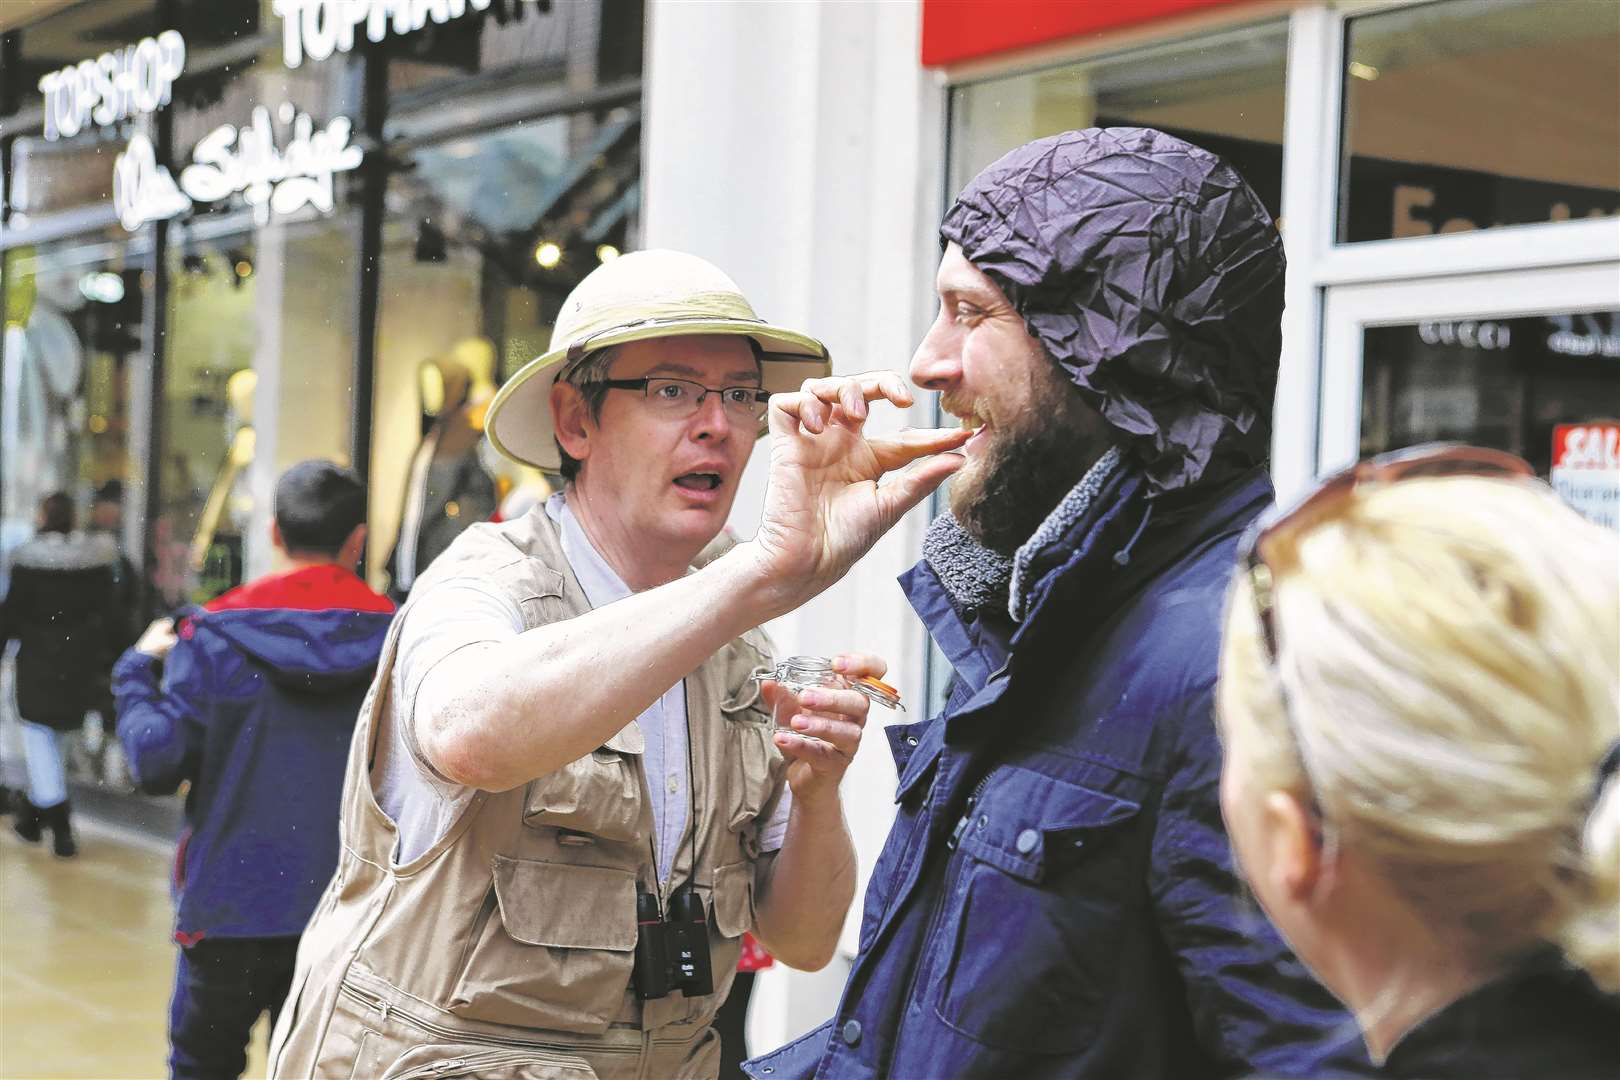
top-left (950, 381), bottom-right (1112, 556)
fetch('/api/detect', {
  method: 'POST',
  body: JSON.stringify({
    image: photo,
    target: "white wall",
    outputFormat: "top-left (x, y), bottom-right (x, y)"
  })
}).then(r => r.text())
top-left (643, 0), bottom-right (944, 1051)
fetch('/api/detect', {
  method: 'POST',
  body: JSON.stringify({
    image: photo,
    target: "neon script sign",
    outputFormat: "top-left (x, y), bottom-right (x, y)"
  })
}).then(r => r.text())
top-left (114, 105), bottom-right (365, 231)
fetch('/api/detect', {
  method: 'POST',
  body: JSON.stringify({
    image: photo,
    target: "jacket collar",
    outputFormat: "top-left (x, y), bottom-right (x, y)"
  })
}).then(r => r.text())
top-left (902, 465), bottom-right (1274, 702)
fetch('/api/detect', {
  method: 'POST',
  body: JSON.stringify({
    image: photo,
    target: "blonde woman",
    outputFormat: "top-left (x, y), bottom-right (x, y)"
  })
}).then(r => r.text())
top-left (1216, 443), bottom-right (1619, 1078)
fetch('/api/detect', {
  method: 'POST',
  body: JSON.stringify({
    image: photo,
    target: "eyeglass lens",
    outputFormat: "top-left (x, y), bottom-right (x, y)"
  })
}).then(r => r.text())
top-left (646, 378), bottom-right (765, 419)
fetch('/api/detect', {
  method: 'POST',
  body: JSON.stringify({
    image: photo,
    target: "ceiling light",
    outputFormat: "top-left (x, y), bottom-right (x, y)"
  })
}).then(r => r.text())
top-left (596, 244), bottom-right (620, 263)
top-left (534, 241), bottom-right (562, 270)
top-left (1348, 61), bottom-right (1379, 81)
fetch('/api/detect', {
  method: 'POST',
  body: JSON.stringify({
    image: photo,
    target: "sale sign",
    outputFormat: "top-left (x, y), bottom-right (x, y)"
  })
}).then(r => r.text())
top-left (1551, 421), bottom-right (1620, 530)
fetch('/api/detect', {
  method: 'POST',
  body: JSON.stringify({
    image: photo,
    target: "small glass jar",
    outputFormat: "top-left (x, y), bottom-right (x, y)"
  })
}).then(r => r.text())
top-left (754, 655), bottom-right (904, 711)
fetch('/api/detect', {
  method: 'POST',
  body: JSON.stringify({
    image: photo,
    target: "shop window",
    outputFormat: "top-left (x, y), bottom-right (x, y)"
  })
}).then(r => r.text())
top-left (1, 227), bottom-right (150, 585)
top-left (4, 1), bottom-right (160, 221)
top-left (369, 103), bottom-right (639, 594)
top-left (947, 20), bottom-right (1288, 217)
top-left (1339, 0), bottom-right (1620, 243)
top-left (1360, 309), bottom-right (1620, 478)
top-left (155, 214), bottom-right (358, 606)
top-left (384, 0), bottom-right (643, 103)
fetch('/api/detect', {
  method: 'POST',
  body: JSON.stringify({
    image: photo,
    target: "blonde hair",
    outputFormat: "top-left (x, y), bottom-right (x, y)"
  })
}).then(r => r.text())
top-left (1218, 475), bottom-right (1620, 991)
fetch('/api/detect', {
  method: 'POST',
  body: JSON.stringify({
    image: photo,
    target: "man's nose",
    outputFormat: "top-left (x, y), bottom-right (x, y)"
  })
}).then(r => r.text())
top-left (909, 317), bottom-right (960, 392)
top-left (690, 390), bottom-right (733, 440)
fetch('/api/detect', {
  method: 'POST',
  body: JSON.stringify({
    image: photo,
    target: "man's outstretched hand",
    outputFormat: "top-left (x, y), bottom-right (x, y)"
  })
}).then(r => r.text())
top-left (743, 372), bottom-right (969, 615)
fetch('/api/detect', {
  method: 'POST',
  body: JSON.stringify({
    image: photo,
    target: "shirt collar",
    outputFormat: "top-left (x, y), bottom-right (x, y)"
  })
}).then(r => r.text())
top-left (546, 491), bottom-right (632, 610)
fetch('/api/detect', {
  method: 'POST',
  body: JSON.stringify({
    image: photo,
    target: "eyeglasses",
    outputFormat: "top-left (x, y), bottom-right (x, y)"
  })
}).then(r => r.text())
top-left (1239, 442), bottom-right (1537, 663)
top-left (582, 377), bottom-right (769, 422)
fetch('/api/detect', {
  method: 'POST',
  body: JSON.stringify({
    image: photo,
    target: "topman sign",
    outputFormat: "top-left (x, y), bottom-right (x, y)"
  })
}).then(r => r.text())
top-left (273, 0), bottom-right (500, 68)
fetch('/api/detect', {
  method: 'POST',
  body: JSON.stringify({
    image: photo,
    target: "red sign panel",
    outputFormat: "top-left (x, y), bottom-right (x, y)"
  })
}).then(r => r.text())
top-left (922, 0), bottom-right (1254, 68)
top-left (1551, 420), bottom-right (1620, 530)
top-left (1553, 421), bottom-right (1620, 472)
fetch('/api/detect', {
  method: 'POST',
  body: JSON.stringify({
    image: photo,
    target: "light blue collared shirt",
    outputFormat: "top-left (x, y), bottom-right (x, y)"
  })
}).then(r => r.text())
top-left (547, 493), bottom-right (788, 882)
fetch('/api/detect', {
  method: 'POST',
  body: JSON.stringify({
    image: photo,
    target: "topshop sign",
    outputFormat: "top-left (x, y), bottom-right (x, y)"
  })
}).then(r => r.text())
top-left (37, 30), bottom-right (186, 141)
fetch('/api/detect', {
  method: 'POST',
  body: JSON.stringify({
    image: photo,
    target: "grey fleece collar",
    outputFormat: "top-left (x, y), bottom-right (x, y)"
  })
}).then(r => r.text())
top-left (1009, 446), bottom-right (1125, 622)
top-left (921, 445), bottom-right (1128, 624)
top-left (922, 510), bottom-right (1014, 620)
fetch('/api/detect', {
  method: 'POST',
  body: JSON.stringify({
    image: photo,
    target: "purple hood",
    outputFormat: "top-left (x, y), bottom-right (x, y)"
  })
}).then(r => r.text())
top-left (941, 127), bottom-right (1286, 495)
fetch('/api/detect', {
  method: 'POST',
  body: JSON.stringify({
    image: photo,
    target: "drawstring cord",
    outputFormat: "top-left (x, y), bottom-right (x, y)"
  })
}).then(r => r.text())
top-left (1112, 502), bottom-right (1156, 567)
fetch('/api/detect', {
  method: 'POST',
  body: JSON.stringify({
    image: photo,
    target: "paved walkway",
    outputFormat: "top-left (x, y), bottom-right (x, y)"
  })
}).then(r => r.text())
top-left (0, 818), bottom-right (269, 1079)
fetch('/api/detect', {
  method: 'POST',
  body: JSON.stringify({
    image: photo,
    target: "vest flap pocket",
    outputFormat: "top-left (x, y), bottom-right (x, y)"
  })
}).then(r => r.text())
top-left (710, 860), bottom-right (755, 939)
top-left (602, 719), bottom-right (645, 755)
top-left (957, 767), bottom-right (1140, 885)
top-left (523, 746), bottom-right (643, 843)
top-left (491, 854), bottom-right (636, 951)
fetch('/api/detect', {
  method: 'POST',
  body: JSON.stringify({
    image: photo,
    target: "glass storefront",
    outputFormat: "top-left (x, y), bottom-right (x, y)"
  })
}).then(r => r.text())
top-left (1361, 309), bottom-right (1620, 474)
top-left (369, 102), bottom-right (639, 590)
top-left (1340, 0), bottom-right (1620, 242)
top-left (1, 0), bottom-right (644, 797)
top-left (2, 228), bottom-right (151, 567)
top-left (947, 19), bottom-right (1289, 216)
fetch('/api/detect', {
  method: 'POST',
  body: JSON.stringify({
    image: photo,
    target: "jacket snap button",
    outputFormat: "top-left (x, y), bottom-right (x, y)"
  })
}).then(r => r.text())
top-left (841, 1019), bottom-right (863, 1046)
top-left (1016, 828), bottom-right (1039, 854)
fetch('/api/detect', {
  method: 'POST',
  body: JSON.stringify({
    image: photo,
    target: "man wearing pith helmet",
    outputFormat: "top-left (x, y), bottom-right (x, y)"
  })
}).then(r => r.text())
top-left (269, 249), bottom-right (970, 1078)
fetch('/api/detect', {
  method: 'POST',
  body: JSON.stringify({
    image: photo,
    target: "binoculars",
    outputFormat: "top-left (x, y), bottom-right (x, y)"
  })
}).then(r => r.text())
top-left (632, 884), bottom-right (714, 1000)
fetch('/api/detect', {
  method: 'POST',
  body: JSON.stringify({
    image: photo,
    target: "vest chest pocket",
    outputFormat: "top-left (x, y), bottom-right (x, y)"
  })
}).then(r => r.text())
top-left (932, 767), bottom-right (1142, 1055)
top-left (719, 681), bottom-right (779, 839)
top-left (448, 854), bottom-right (637, 1033)
top-left (523, 722), bottom-right (645, 843)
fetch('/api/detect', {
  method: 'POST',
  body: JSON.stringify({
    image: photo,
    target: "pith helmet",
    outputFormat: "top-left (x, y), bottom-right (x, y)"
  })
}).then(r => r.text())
top-left (485, 249), bottom-right (831, 470)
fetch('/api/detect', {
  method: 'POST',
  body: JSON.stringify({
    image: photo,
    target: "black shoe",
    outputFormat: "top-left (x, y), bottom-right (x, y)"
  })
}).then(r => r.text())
top-left (40, 800), bottom-right (76, 858)
top-left (11, 797), bottom-right (43, 844)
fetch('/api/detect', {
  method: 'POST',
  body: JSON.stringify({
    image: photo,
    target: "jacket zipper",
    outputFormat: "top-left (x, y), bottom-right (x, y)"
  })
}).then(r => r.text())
top-left (946, 772), bottom-right (993, 852)
top-left (338, 981), bottom-right (637, 1056)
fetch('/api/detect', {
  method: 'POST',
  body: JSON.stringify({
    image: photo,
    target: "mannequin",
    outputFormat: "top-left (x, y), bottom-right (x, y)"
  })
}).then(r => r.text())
top-left (189, 369), bottom-right (257, 590)
top-left (387, 338), bottom-right (500, 599)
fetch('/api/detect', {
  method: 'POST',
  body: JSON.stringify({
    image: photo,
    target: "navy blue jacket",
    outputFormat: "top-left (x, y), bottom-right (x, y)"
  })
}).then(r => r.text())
top-left (750, 468), bottom-right (1366, 1079)
top-left (113, 566), bottom-right (393, 941)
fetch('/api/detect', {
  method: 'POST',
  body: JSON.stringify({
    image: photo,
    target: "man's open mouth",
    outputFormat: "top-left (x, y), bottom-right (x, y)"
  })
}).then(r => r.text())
top-left (674, 473), bottom-right (723, 491)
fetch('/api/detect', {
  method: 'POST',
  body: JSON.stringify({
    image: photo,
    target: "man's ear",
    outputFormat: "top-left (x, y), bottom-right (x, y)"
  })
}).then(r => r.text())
top-left (271, 519), bottom-right (286, 554)
top-left (551, 381), bottom-right (592, 466)
top-left (1262, 790), bottom-right (1327, 904)
top-left (338, 523), bottom-right (367, 571)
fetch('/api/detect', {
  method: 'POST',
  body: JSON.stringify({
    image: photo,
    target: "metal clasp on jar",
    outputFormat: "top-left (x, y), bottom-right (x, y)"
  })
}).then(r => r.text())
top-left (752, 655), bottom-right (905, 712)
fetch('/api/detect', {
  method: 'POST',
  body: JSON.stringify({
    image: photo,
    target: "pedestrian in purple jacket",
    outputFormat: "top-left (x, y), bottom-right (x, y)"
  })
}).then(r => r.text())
top-left (114, 460), bottom-right (394, 1080)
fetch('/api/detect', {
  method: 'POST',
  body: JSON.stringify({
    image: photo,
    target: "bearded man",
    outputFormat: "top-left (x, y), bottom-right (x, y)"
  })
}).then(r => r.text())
top-left (748, 128), bottom-right (1370, 1079)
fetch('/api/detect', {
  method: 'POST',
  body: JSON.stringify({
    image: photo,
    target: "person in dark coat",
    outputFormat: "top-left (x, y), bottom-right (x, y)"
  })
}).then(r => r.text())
top-left (1, 491), bottom-right (124, 857)
top-left (114, 460), bottom-right (394, 1080)
top-left (748, 128), bottom-right (1367, 1080)
top-left (1218, 451), bottom-right (1619, 1078)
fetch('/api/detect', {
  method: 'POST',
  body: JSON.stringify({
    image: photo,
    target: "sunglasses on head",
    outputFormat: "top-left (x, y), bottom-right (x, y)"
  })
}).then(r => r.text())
top-left (1238, 442), bottom-right (1537, 664)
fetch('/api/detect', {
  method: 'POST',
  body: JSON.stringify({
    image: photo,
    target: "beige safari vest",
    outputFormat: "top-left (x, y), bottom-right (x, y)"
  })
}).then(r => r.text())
top-left (268, 507), bottom-right (785, 1080)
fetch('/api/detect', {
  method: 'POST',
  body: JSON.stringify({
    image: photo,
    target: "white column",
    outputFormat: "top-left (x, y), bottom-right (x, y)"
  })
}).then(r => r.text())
top-left (644, 0), bottom-right (944, 1051)
top-left (1273, 4), bottom-right (1344, 502)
